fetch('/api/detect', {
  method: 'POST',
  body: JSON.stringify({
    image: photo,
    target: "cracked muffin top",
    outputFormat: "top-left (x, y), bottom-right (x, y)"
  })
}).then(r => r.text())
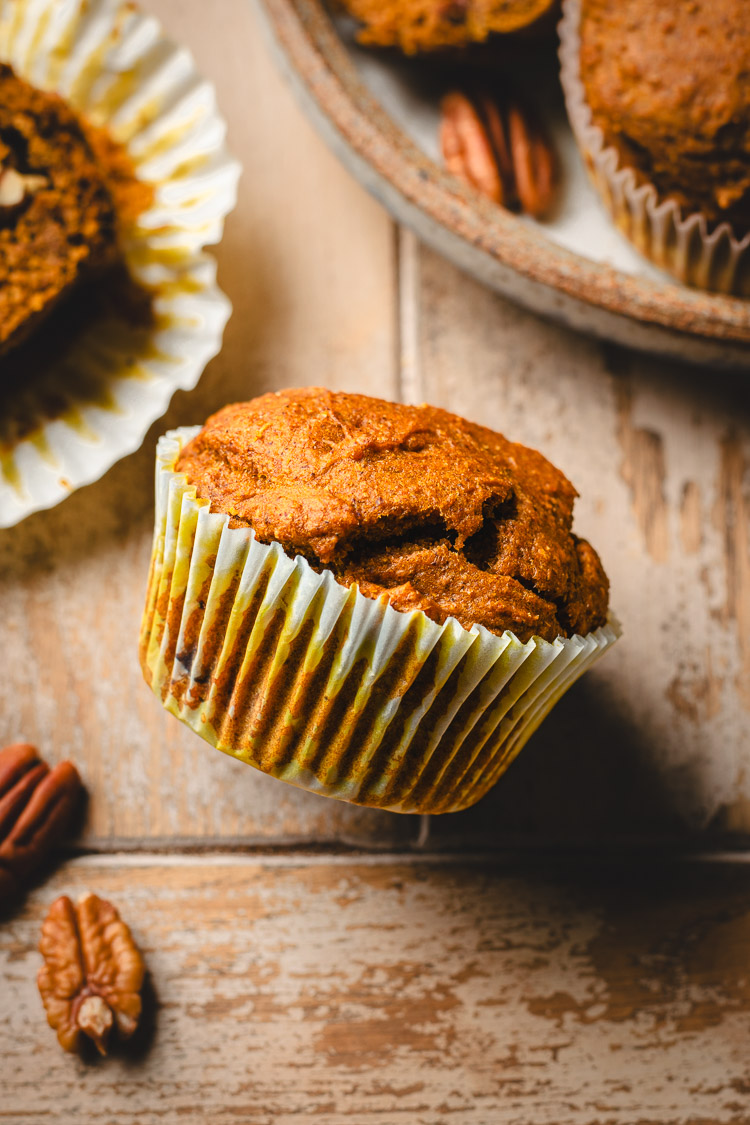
top-left (176, 388), bottom-right (609, 642)
top-left (579, 0), bottom-right (750, 232)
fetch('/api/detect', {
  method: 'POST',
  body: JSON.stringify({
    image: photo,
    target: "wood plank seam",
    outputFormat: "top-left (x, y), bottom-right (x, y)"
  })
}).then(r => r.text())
top-left (39, 848), bottom-right (750, 869)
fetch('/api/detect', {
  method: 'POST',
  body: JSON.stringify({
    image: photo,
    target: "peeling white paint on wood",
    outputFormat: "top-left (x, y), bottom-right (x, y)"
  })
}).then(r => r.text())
top-left (412, 247), bottom-right (750, 839)
top-left (1, 0), bottom-right (750, 1118)
top-left (2, 856), bottom-right (750, 1125)
top-left (1, 1), bottom-right (749, 847)
top-left (0, 0), bottom-right (405, 847)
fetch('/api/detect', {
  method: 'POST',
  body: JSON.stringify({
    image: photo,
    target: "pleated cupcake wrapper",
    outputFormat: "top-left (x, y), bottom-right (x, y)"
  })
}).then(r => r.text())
top-left (140, 428), bottom-right (620, 814)
top-left (0, 0), bottom-right (240, 528)
top-left (559, 0), bottom-right (750, 297)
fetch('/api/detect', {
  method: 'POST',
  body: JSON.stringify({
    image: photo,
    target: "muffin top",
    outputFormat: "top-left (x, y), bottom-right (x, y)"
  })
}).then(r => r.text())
top-left (176, 388), bottom-right (609, 642)
top-left (579, 0), bottom-right (750, 231)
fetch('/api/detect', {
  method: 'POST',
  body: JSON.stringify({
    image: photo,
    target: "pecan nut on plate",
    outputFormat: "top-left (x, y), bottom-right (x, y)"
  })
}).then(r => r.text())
top-left (440, 89), bottom-right (557, 217)
top-left (38, 892), bottom-right (146, 1055)
top-left (0, 743), bottom-right (83, 902)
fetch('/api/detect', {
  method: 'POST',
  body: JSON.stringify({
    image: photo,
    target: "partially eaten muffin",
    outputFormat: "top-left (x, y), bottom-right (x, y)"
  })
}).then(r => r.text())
top-left (0, 64), bottom-right (118, 356)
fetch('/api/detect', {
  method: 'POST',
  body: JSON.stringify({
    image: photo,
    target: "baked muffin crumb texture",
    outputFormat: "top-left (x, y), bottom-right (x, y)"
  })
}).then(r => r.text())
top-left (0, 64), bottom-right (119, 355)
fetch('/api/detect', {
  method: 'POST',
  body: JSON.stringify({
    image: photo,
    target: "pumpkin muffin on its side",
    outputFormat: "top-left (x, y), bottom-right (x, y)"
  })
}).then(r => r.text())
top-left (140, 389), bottom-right (618, 815)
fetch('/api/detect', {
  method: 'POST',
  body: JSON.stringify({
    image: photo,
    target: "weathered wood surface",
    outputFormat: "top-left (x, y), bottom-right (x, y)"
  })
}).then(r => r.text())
top-left (2, 0), bottom-right (750, 847)
top-left (3, 854), bottom-right (750, 1125)
top-left (2, 1), bottom-right (750, 1119)
top-left (0, 0), bottom-right (408, 848)
top-left (1, 2), bottom-right (748, 848)
top-left (408, 240), bottom-right (750, 845)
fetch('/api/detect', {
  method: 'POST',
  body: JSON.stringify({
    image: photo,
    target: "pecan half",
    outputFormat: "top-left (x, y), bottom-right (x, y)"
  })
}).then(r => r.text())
top-left (440, 89), bottom-right (557, 218)
top-left (38, 892), bottom-right (146, 1055)
top-left (505, 102), bottom-right (556, 218)
top-left (440, 91), bottom-right (505, 204)
top-left (0, 743), bottom-right (83, 902)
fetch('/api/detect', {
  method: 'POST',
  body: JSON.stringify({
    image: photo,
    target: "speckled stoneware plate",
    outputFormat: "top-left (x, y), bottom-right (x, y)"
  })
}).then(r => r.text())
top-left (253, 0), bottom-right (750, 368)
top-left (0, 0), bottom-right (240, 529)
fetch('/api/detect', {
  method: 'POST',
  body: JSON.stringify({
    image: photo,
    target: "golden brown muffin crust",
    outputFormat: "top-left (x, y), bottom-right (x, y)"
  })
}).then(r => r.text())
top-left (176, 388), bottom-right (609, 642)
top-left (339, 0), bottom-right (557, 53)
top-left (579, 0), bottom-right (750, 231)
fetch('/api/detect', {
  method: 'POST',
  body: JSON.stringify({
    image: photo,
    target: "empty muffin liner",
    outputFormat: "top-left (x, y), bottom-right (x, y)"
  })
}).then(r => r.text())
top-left (139, 428), bottom-right (620, 815)
top-left (0, 0), bottom-right (240, 528)
top-left (559, 0), bottom-right (750, 297)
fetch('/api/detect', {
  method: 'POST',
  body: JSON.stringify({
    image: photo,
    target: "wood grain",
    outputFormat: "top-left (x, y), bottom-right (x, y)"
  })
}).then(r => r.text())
top-left (408, 245), bottom-right (750, 845)
top-left (3, 5), bottom-right (750, 1120)
top-left (1, 0), bottom-right (748, 852)
top-left (0, 0), bottom-right (409, 847)
top-left (3, 854), bottom-right (750, 1124)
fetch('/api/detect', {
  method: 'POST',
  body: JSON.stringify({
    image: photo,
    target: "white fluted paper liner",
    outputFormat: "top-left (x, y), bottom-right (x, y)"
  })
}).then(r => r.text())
top-left (139, 428), bottom-right (620, 814)
top-left (559, 0), bottom-right (750, 297)
top-left (0, 0), bottom-right (240, 528)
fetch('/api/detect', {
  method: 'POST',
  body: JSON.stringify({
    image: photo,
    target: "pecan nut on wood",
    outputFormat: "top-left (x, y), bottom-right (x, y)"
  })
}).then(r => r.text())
top-left (0, 743), bottom-right (83, 901)
top-left (38, 892), bottom-right (146, 1055)
top-left (440, 89), bottom-right (557, 217)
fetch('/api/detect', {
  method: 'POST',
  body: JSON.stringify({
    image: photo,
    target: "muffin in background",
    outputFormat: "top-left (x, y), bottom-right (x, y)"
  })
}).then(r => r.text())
top-left (578, 0), bottom-right (750, 233)
top-left (338, 0), bottom-right (559, 53)
top-left (559, 0), bottom-right (750, 295)
top-left (140, 389), bottom-right (619, 815)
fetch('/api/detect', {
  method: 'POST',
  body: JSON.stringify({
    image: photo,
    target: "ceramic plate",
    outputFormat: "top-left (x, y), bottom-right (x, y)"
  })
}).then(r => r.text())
top-left (254, 0), bottom-right (750, 368)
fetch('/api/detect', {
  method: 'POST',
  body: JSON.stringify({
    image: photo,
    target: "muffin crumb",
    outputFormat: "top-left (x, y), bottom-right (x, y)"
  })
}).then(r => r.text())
top-left (0, 64), bottom-right (119, 356)
top-left (0, 64), bottom-right (154, 360)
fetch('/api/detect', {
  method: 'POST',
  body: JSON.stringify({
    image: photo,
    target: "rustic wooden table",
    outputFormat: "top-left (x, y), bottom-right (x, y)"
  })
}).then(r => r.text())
top-left (2, 2), bottom-right (750, 1122)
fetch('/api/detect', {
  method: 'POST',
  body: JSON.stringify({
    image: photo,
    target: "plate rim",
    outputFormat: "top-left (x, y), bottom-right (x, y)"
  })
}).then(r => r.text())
top-left (254, 0), bottom-right (750, 358)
